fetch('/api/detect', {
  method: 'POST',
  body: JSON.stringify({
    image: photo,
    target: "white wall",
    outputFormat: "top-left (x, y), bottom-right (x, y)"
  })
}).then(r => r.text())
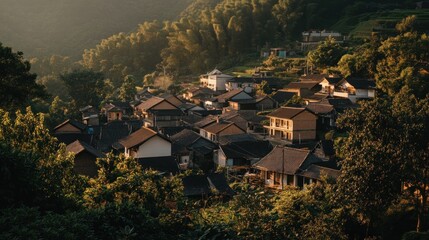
top-left (135, 136), bottom-right (171, 158)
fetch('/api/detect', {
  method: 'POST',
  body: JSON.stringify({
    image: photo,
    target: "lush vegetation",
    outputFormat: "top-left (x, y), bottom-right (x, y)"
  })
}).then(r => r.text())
top-left (1, 0), bottom-right (429, 239)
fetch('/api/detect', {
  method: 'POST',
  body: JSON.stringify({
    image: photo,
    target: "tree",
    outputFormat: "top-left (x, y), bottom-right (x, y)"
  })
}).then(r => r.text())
top-left (256, 80), bottom-right (271, 96)
top-left (336, 92), bottom-right (429, 233)
top-left (0, 42), bottom-right (47, 111)
top-left (60, 69), bottom-right (105, 107)
top-left (375, 22), bottom-right (429, 99)
top-left (0, 107), bottom-right (84, 210)
top-left (83, 153), bottom-right (183, 215)
top-left (307, 37), bottom-right (346, 69)
top-left (118, 75), bottom-right (137, 102)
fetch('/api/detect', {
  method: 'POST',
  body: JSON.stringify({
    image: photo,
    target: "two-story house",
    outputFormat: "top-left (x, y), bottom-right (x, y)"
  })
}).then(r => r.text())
top-left (205, 88), bottom-right (254, 109)
top-left (135, 96), bottom-right (184, 128)
top-left (200, 69), bottom-right (233, 91)
top-left (265, 107), bottom-right (317, 143)
top-left (199, 119), bottom-right (245, 142)
top-left (119, 126), bottom-right (171, 159)
top-left (333, 77), bottom-right (376, 103)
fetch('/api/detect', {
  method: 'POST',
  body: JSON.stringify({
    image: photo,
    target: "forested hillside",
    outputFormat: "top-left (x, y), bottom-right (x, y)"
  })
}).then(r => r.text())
top-left (0, 0), bottom-right (192, 59)
top-left (81, 0), bottom-right (426, 83)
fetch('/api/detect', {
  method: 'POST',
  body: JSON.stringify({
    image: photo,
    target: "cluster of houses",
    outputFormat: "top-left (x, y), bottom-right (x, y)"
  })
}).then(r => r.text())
top-left (58, 69), bottom-right (376, 196)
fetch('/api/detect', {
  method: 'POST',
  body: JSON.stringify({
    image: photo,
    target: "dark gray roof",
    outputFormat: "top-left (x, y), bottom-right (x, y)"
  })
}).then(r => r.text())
top-left (182, 173), bottom-right (234, 197)
top-left (171, 129), bottom-right (217, 155)
top-left (55, 133), bottom-right (93, 146)
top-left (298, 163), bottom-right (340, 180)
top-left (218, 134), bottom-right (257, 145)
top-left (286, 81), bottom-right (320, 89)
top-left (271, 91), bottom-right (296, 104)
top-left (220, 140), bottom-right (273, 161)
top-left (323, 77), bottom-right (343, 85)
top-left (66, 140), bottom-right (105, 158)
top-left (207, 173), bottom-right (235, 196)
top-left (137, 156), bottom-right (179, 174)
top-left (343, 77), bottom-right (376, 89)
top-left (97, 121), bottom-right (133, 153)
top-left (182, 175), bottom-right (211, 197)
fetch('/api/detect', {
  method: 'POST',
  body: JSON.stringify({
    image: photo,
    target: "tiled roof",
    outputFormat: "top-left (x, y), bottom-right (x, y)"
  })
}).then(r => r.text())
top-left (97, 121), bottom-right (134, 153)
top-left (271, 91), bottom-right (296, 104)
top-left (298, 163), bottom-right (340, 179)
top-left (136, 97), bottom-right (165, 111)
top-left (306, 103), bottom-right (335, 114)
top-left (303, 93), bottom-right (329, 101)
top-left (66, 140), bottom-right (105, 158)
top-left (203, 122), bottom-right (235, 134)
top-left (286, 81), bottom-right (320, 89)
top-left (220, 140), bottom-right (272, 161)
top-left (215, 89), bottom-right (245, 102)
top-left (253, 146), bottom-right (311, 174)
top-left (323, 77), bottom-right (343, 85)
top-left (137, 156), bottom-right (179, 174)
top-left (119, 127), bottom-right (162, 149)
top-left (54, 119), bottom-right (86, 132)
top-left (343, 77), bottom-right (376, 89)
top-left (267, 107), bottom-right (310, 119)
top-left (55, 133), bottom-right (93, 146)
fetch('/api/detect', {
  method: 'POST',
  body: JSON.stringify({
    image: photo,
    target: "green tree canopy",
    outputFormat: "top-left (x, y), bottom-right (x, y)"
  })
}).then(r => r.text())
top-left (307, 37), bottom-right (346, 69)
top-left (0, 43), bottom-right (47, 111)
top-left (60, 69), bottom-right (105, 107)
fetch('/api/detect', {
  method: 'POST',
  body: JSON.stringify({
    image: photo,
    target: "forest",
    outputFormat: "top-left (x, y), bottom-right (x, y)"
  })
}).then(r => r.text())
top-left (1, 0), bottom-right (429, 239)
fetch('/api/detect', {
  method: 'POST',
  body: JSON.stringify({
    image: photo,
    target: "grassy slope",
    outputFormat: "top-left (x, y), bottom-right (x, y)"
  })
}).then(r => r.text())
top-left (332, 9), bottom-right (429, 39)
top-left (0, 0), bottom-right (192, 59)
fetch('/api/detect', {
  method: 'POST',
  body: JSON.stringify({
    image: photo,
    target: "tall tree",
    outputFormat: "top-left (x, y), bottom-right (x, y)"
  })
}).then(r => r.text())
top-left (337, 92), bottom-right (429, 233)
top-left (0, 42), bottom-right (47, 111)
top-left (60, 69), bottom-right (104, 107)
top-left (307, 37), bottom-right (346, 69)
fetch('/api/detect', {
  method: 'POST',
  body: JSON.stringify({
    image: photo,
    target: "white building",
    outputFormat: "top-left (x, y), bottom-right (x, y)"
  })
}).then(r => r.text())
top-left (200, 69), bottom-right (233, 91)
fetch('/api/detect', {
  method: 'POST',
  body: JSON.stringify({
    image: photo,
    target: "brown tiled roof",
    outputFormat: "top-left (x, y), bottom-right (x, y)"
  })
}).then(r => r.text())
top-left (253, 146), bottom-right (311, 174)
top-left (66, 140), bottom-right (105, 158)
top-left (267, 107), bottom-right (313, 119)
top-left (54, 119), bottom-right (86, 132)
top-left (136, 97), bottom-right (165, 111)
top-left (215, 89), bottom-right (245, 102)
top-left (119, 127), bottom-right (165, 149)
top-left (286, 81), bottom-right (320, 89)
top-left (306, 103), bottom-right (335, 114)
top-left (203, 122), bottom-right (235, 134)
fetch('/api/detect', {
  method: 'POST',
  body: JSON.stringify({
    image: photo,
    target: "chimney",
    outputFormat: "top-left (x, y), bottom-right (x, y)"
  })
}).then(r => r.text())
top-left (216, 115), bottom-right (220, 123)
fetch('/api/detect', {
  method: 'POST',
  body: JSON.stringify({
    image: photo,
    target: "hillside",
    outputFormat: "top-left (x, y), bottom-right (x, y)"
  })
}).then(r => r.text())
top-left (0, 0), bottom-right (192, 59)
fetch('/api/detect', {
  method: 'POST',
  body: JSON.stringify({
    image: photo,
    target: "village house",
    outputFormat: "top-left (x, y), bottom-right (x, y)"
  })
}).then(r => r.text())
top-left (253, 146), bottom-right (340, 189)
top-left (265, 107), bottom-right (317, 143)
top-left (205, 88), bottom-right (253, 109)
top-left (170, 129), bottom-right (218, 171)
top-left (119, 126), bottom-right (171, 159)
top-left (319, 76), bottom-right (344, 95)
top-left (284, 81), bottom-right (322, 97)
top-left (200, 69), bottom-right (233, 91)
top-left (271, 90), bottom-right (297, 107)
top-left (199, 119), bottom-right (246, 143)
top-left (66, 140), bottom-right (105, 178)
top-left (135, 96), bottom-right (184, 128)
top-left (333, 77), bottom-right (376, 103)
top-left (225, 76), bottom-right (281, 92)
top-left (214, 139), bottom-right (272, 172)
top-left (102, 101), bottom-right (133, 122)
